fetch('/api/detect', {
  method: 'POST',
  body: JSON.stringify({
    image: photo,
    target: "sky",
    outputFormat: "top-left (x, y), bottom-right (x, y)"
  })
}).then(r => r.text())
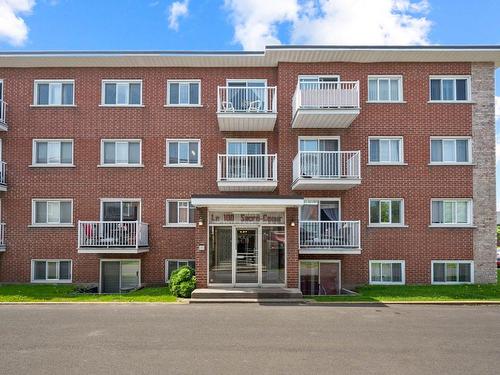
top-left (0, 0), bottom-right (499, 204)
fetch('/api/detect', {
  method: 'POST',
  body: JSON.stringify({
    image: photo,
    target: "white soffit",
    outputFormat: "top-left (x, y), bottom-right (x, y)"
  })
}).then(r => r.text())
top-left (191, 197), bottom-right (304, 208)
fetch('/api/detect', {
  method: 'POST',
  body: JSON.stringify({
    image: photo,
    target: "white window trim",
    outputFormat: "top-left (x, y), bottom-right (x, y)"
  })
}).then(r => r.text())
top-left (368, 198), bottom-right (406, 227)
top-left (165, 259), bottom-right (195, 283)
top-left (30, 139), bottom-right (75, 167)
top-left (366, 75), bottom-right (405, 103)
top-left (429, 198), bottom-right (473, 227)
top-left (100, 79), bottom-right (144, 107)
top-left (31, 259), bottom-right (73, 283)
top-left (166, 79), bottom-right (202, 107)
top-left (99, 139), bottom-right (143, 167)
top-left (429, 136), bottom-right (473, 165)
top-left (428, 75), bottom-right (472, 103)
top-left (367, 136), bottom-right (406, 165)
top-left (32, 79), bottom-right (76, 107)
top-left (165, 139), bottom-right (202, 167)
top-left (369, 260), bottom-right (406, 285)
top-left (164, 199), bottom-right (196, 227)
top-left (431, 260), bottom-right (474, 284)
top-left (100, 198), bottom-right (142, 222)
top-left (30, 199), bottom-right (74, 227)
top-left (99, 259), bottom-right (141, 293)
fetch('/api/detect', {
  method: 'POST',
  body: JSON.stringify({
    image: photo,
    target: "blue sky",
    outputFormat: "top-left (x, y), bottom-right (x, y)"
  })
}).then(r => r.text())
top-left (0, 0), bottom-right (499, 204)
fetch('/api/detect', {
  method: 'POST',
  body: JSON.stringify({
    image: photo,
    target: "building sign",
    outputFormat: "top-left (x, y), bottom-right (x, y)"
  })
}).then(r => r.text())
top-left (209, 212), bottom-right (285, 225)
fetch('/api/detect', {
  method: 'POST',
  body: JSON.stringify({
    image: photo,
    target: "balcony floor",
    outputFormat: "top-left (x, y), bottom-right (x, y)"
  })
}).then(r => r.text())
top-left (217, 113), bottom-right (277, 131)
top-left (292, 177), bottom-right (361, 190)
top-left (78, 247), bottom-right (149, 254)
top-left (292, 108), bottom-right (360, 128)
top-left (299, 248), bottom-right (361, 255)
top-left (217, 180), bottom-right (278, 192)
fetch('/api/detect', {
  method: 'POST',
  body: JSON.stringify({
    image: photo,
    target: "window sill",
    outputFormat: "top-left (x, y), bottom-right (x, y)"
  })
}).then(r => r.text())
top-left (97, 164), bottom-right (144, 168)
top-left (367, 162), bottom-right (407, 166)
top-left (164, 104), bottom-right (203, 108)
top-left (28, 224), bottom-right (74, 228)
top-left (29, 164), bottom-right (76, 168)
top-left (31, 280), bottom-right (73, 284)
top-left (427, 100), bottom-right (475, 104)
top-left (163, 224), bottom-right (197, 228)
top-left (30, 105), bottom-right (77, 108)
top-left (428, 162), bottom-right (475, 166)
top-left (369, 282), bottom-right (405, 285)
top-left (428, 224), bottom-right (476, 229)
top-left (164, 164), bottom-right (203, 168)
top-left (366, 101), bottom-right (407, 104)
top-left (431, 282), bottom-right (473, 285)
top-left (367, 224), bottom-right (408, 228)
top-left (98, 104), bottom-right (145, 108)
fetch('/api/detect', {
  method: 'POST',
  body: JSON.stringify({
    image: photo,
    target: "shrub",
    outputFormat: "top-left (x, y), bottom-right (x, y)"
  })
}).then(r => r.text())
top-left (169, 266), bottom-right (196, 298)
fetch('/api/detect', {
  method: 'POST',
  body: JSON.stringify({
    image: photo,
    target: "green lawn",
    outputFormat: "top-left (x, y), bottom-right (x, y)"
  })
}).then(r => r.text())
top-left (0, 284), bottom-right (177, 302)
top-left (308, 269), bottom-right (500, 302)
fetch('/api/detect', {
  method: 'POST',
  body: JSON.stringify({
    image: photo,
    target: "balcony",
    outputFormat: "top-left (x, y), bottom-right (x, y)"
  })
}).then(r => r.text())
top-left (217, 86), bottom-right (277, 131)
top-left (217, 154), bottom-right (277, 192)
top-left (0, 161), bottom-right (6, 191)
top-left (291, 81), bottom-right (360, 128)
top-left (0, 223), bottom-right (5, 251)
top-left (0, 100), bottom-right (7, 131)
top-left (78, 221), bottom-right (149, 254)
top-left (292, 151), bottom-right (361, 190)
top-left (299, 220), bottom-right (361, 254)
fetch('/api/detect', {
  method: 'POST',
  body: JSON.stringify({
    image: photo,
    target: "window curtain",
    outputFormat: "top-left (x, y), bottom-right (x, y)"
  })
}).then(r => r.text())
top-left (320, 201), bottom-right (339, 221)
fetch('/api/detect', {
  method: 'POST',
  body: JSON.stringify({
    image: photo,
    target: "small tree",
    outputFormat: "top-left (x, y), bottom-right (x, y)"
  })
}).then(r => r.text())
top-left (169, 266), bottom-right (196, 298)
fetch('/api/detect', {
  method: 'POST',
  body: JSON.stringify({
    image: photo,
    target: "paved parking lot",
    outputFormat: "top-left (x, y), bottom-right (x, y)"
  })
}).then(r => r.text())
top-left (0, 303), bottom-right (499, 374)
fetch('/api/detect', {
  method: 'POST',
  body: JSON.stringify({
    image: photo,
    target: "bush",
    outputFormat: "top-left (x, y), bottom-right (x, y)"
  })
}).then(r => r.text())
top-left (169, 266), bottom-right (196, 298)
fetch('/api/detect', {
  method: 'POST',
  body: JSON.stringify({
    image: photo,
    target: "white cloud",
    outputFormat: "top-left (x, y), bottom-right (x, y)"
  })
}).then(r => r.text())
top-left (168, 0), bottom-right (189, 31)
top-left (0, 0), bottom-right (36, 46)
top-left (223, 0), bottom-right (299, 50)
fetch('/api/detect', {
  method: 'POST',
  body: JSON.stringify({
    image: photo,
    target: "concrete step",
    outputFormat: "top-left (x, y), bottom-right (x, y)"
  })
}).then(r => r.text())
top-left (191, 287), bottom-right (303, 301)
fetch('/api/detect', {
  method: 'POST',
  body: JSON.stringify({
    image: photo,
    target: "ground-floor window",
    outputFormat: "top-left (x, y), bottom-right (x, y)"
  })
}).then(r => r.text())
top-left (165, 259), bottom-right (195, 282)
top-left (300, 261), bottom-right (340, 295)
top-left (100, 260), bottom-right (140, 293)
top-left (369, 260), bottom-right (405, 284)
top-left (432, 261), bottom-right (473, 284)
top-left (31, 260), bottom-right (72, 283)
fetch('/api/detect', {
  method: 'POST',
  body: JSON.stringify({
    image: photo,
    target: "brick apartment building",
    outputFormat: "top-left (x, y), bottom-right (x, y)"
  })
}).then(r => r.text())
top-left (0, 46), bottom-right (497, 294)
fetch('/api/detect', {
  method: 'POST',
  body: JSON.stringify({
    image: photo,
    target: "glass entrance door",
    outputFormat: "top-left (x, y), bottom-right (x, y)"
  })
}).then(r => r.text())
top-left (235, 228), bottom-right (258, 285)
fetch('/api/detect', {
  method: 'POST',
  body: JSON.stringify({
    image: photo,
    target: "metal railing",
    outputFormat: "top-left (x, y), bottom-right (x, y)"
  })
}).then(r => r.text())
top-left (217, 86), bottom-right (277, 113)
top-left (292, 81), bottom-right (360, 114)
top-left (293, 151), bottom-right (360, 180)
top-left (0, 161), bottom-right (6, 186)
top-left (78, 221), bottom-right (149, 248)
top-left (0, 223), bottom-right (5, 247)
top-left (300, 220), bottom-right (360, 249)
top-left (0, 100), bottom-right (7, 126)
top-left (218, 154), bottom-right (277, 181)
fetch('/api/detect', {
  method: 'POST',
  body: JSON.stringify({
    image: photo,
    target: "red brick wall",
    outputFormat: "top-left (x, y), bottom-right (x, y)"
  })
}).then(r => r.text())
top-left (0, 62), bottom-right (474, 287)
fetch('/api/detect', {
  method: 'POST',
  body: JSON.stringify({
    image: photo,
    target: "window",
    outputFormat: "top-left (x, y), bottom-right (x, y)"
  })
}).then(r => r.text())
top-left (430, 138), bottom-right (471, 164)
top-left (167, 80), bottom-right (200, 106)
top-left (166, 139), bottom-right (200, 166)
top-left (368, 76), bottom-right (403, 102)
top-left (166, 200), bottom-right (195, 226)
top-left (32, 199), bottom-right (72, 226)
top-left (369, 199), bottom-right (404, 226)
top-left (34, 80), bottom-right (74, 106)
top-left (225, 80), bottom-right (268, 112)
top-left (165, 259), bottom-right (195, 282)
top-left (429, 76), bottom-right (470, 102)
top-left (101, 200), bottom-right (140, 222)
top-left (431, 199), bottom-right (472, 226)
top-left (102, 80), bottom-right (142, 106)
top-left (32, 140), bottom-right (73, 166)
top-left (369, 137), bottom-right (403, 164)
top-left (31, 260), bottom-right (72, 283)
top-left (300, 199), bottom-right (340, 222)
top-left (101, 140), bottom-right (142, 166)
top-left (369, 261), bottom-right (405, 284)
top-left (432, 261), bottom-right (473, 284)
top-left (299, 75), bottom-right (339, 89)
top-left (100, 260), bottom-right (140, 293)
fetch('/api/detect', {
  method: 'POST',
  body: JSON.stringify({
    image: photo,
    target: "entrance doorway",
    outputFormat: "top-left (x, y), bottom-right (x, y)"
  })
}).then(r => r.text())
top-left (100, 260), bottom-right (140, 293)
top-left (300, 261), bottom-right (341, 295)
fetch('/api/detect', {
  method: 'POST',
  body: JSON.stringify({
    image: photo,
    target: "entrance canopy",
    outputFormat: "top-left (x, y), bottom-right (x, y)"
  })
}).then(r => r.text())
top-left (191, 194), bottom-right (304, 209)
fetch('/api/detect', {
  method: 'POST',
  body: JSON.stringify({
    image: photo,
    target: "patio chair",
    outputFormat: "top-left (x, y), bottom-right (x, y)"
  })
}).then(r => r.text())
top-left (221, 101), bottom-right (234, 112)
top-left (247, 100), bottom-right (262, 112)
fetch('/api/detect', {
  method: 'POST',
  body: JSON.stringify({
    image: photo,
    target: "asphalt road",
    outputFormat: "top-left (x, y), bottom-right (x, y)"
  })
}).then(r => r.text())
top-left (0, 303), bottom-right (499, 375)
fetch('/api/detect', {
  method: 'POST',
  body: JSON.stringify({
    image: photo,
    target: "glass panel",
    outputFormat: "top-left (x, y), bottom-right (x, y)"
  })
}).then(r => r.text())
top-left (179, 142), bottom-right (189, 163)
top-left (379, 79), bottom-right (389, 101)
top-left (433, 263), bottom-right (445, 282)
top-left (379, 140), bottom-right (390, 162)
top-left (59, 202), bottom-right (71, 223)
top-left (235, 229), bottom-right (258, 284)
top-left (47, 201), bottom-right (60, 223)
top-left (168, 142), bottom-right (178, 164)
top-left (104, 83), bottom-right (116, 104)
top-left (103, 142), bottom-right (115, 164)
top-left (301, 202), bottom-right (318, 221)
top-left (167, 261), bottom-right (178, 281)
top-left (122, 201), bottom-right (139, 221)
top-left (178, 201), bottom-right (188, 223)
top-left (431, 140), bottom-right (442, 162)
top-left (129, 83), bottom-right (141, 104)
top-left (368, 79), bottom-right (377, 101)
top-left (188, 142), bottom-right (198, 164)
top-left (59, 261), bottom-right (71, 280)
top-left (169, 83), bottom-right (179, 104)
top-left (47, 142), bottom-right (60, 164)
top-left (391, 201), bottom-right (401, 224)
top-left (456, 140), bottom-right (468, 162)
top-left (116, 83), bottom-right (128, 105)
top-left (319, 201), bottom-right (339, 221)
top-left (443, 140), bottom-right (455, 162)
top-left (390, 139), bottom-right (400, 162)
top-left (370, 200), bottom-right (380, 223)
top-left (371, 263), bottom-right (381, 282)
top-left (319, 139), bottom-right (338, 152)
top-left (456, 201), bottom-right (469, 224)
top-left (262, 226), bottom-right (285, 284)
top-left (168, 201), bottom-right (178, 223)
top-left (61, 142), bottom-right (72, 164)
top-left (62, 83), bottom-right (73, 105)
top-left (189, 83), bottom-right (199, 104)
top-left (179, 83), bottom-right (189, 104)
top-left (37, 83), bottom-right (50, 105)
top-left (369, 139), bottom-right (379, 162)
top-left (380, 201), bottom-right (390, 223)
top-left (189, 204), bottom-right (195, 223)
top-left (299, 139), bottom-right (318, 152)
top-left (103, 202), bottom-right (121, 221)
top-left (458, 263), bottom-right (471, 282)
top-left (34, 261), bottom-right (46, 280)
top-left (36, 142), bottom-right (48, 164)
top-left (47, 262), bottom-right (58, 279)
top-left (300, 262), bottom-right (319, 296)
top-left (128, 142), bottom-right (140, 164)
top-left (35, 201), bottom-right (47, 223)
top-left (446, 263), bottom-right (458, 282)
top-left (247, 142), bottom-right (265, 154)
top-left (227, 142), bottom-right (244, 155)
top-left (392, 263), bottom-right (402, 282)
top-left (120, 261), bottom-right (140, 290)
top-left (455, 79), bottom-right (467, 101)
top-left (188, 260), bottom-right (195, 270)
top-left (390, 79), bottom-right (399, 101)
top-left (432, 201), bottom-right (443, 223)
top-left (442, 79), bottom-right (455, 100)
top-left (319, 263), bottom-right (340, 295)
top-left (444, 201), bottom-right (455, 223)
top-left (209, 226), bottom-right (233, 284)
top-left (381, 263), bottom-right (392, 282)
top-left (116, 142), bottom-right (128, 164)
top-left (49, 83), bottom-right (62, 105)
top-left (430, 79), bottom-right (441, 100)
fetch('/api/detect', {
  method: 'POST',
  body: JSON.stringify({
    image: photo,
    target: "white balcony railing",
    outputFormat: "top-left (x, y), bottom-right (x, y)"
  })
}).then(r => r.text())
top-left (300, 221), bottom-right (360, 249)
top-left (293, 151), bottom-right (360, 180)
top-left (78, 221), bottom-right (149, 249)
top-left (0, 100), bottom-right (7, 126)
top-left (0, 223), bottom-right (5, 247)
top-left (217, 86), bottom-right (277, 114)
top-left (0, 161), bottom-right (6, 186)
top-left (292, 81), bottom-right (360, 113)
top-left (218, 154), bottom-right (277, 181)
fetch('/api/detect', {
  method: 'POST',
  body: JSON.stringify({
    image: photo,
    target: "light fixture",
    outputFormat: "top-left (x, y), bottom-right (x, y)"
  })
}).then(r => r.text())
top-left (290, 221), bottom-right (295, 227)
top-left (198, 218), bottom-right (204, 226)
